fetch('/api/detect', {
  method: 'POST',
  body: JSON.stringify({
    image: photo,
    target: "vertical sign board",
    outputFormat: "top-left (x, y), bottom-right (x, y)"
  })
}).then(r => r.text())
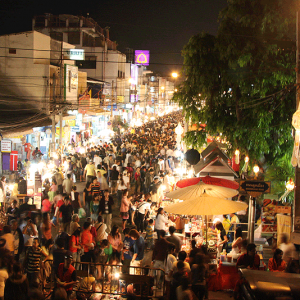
top-left (34, 172), bottom-right (42, 209)
top-left (64, 64), bottom-right (78, 103)
top-left (1, 140), bottom-right (11, 171)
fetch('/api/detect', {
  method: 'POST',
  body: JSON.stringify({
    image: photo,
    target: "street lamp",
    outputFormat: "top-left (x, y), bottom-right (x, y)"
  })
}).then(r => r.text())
top-left (172, 72), bottom-right (178, 79)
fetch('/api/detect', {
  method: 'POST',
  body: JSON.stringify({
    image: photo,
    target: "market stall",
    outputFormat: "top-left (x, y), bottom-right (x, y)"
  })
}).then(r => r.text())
top-left (163, 189), bottom-right (248, 291)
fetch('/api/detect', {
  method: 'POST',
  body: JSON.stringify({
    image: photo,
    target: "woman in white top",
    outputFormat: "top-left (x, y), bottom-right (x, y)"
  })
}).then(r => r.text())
top-left (95, 215), bottom-right (108, 243)
top-left (154, 207), bottom-right (168, 239)
top-left (117, 173), bottom-right (129, 206)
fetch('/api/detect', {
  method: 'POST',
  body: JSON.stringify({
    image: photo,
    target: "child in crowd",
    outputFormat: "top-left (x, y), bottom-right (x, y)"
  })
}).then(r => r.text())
top-left (145, 219), bottom-right (154, 250)
top-left (122, 228), bottom-right (134, 274)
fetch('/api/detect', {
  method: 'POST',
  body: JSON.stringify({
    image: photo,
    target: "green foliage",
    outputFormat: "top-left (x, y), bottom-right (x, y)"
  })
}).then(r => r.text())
top-left (174, 0), bottom-right (298, 174)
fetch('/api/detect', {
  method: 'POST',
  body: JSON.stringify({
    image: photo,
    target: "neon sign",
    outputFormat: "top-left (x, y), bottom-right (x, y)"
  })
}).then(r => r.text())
top-left (135, 50), bottom-right (150, 66)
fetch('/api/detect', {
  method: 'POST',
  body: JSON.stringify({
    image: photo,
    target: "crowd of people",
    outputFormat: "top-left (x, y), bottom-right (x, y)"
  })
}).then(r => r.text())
top-left (0, 110), bottom-right (299, 300)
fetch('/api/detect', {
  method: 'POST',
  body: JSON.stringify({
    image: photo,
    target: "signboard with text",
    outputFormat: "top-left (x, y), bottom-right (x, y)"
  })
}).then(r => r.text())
top-left (1, 140), bottom-right (12, 153)
top-left (239, 180), bottom-right (271, 197)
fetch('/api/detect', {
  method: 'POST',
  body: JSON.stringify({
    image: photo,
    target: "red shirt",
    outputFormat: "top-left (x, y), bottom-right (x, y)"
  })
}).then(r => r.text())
top-left (81, 230), bottom-right (93, 252)
top-left (57, 199), bottom-right (64, 218)
top-left (42, 199), bottom-right (52, 213)
top-left (24, 143), bottom-right (31, 152)
top-left (69, 235), bottom-right (80, 253)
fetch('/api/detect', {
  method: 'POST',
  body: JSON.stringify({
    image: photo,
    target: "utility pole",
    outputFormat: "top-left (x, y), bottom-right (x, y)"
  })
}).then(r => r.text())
top-left (294, 11), bottom-right (300, 233)
top-left (59, 42), bottom-right (64, 161)
top-left (111, 80), bottom-right (114, 118)
top-left (51, 73), bottom-right (56, 156)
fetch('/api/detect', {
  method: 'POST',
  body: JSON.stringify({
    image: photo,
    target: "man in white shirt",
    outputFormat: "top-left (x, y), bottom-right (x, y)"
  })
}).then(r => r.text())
top-left (136, 199), bottom-right (151, 233)
top-left (279, 233), bottom-right (298, 263)
top-left (93, 153), bottom-right (102, 168)
top-left (166, 147), bottom-right (174, 158)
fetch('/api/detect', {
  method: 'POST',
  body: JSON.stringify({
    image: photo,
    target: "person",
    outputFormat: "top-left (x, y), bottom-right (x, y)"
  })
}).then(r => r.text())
top-left (279, 233), bottom-right (298, 264)
top-left (117, 173), bottom-right (129, 206)
top-left (70, 186), bottom-right (81, 214)
top-left (108, 225), bottom-right (123, 260)
top-left (90, 194), bottom-right (101, 222)
top-left (176, 276), bottom-right (197, 300)
top-left (99, 189), bottom-right (114, 233)
top-left (268, 248), bottom-right (286, 272)
top-left (41, 212), bottom-right (55, 243)
top-left (166, 225), bottom-right (182, 255)
top-left (152, 230), bottom-right (172, 279)
top-left (84, 160), bottom-right (96, 184)
top-left (145, 219), bottom-right (154, 250)
top-left (236, 243), bottom-right (260, 270)
top-left (70, 214), bottom-right (80, 238)
top-left (170, 261), bottom-right (189, 300)
top-left (136, 198), bottom-right (151, 233)
top-left (25, 237), bottom-right (49, 287)
top-left (165, 243), bottom-right (177, 299)
top-left (21, 217), bottom-right (38, 249)
top-left (215, 222), bottom-right (228, 252)
top-left (10, 219), bottom-right (24, 262)
top-left (69, 227), bottom-right (82, 270)
top-left (129, 229), bottom-right (145, 275)
top-left (4, 262), bottom-right (29, 300)
top-left (94, 215), bottom-right (108, 245)
top-left (121, 228), bottom-right (134, 274)
top-left (58, 195), bottom-right (73, 235)
top-left (56, 253), bottom-right (77, 298)
top-left (83, 182), bottom-right (93, 218)
top-left (231, 227), bottom-right (243, 255)
top-left (2, 225), bottom-right (14, 254)
top-left (154, 207), bottom-right (168, 239)
top-left (81, 222), bottom-right (95, 270)
top-left (120, 190), bottom-right (131, 230)
top-left (229, 213), bottom-right (240, 241)
top-left (6, 200), bottom-right (18, 224)
top-left (191, 253), bottom-right (207, 300)
top-left (17, 196), bottom-right (31, 218)
top-left (109, 165), bottom-right (119, 195)
top-left (91, 177), bottom-right (101, 197)
top-left (222, 214), bottom-right (231, 234)
top-left (62, 174), bottom-right (73, 195)
top-left (52, 238), bottom-right (68, 278)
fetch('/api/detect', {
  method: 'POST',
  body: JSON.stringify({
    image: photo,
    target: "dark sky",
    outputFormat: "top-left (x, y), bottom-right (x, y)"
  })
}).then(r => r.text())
top-left (0, 0), bottom-right (227, 76)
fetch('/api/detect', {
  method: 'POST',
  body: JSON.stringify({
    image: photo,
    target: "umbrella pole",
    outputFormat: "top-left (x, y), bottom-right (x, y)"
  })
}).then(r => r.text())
top-left (205, 215), bottom-right (208, 245)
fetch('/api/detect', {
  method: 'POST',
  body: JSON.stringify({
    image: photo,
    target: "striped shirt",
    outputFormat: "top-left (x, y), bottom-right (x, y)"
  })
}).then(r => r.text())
top-left (27, 246), bottom-right (42, 273)
top-left (145, 224), bottom-right (153, 240)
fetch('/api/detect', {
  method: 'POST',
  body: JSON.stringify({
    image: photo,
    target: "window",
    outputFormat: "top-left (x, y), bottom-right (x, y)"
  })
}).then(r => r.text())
top-left (68, 32), bottom-right (80, 44)
top-left (76, 56), bottom-right (97, 69)
top-left (82, 32), bottom-right (95, 47)
top-left (50, 32), bottom-right (63, 42)
top-left (9, 48), bottom-right (16, 54)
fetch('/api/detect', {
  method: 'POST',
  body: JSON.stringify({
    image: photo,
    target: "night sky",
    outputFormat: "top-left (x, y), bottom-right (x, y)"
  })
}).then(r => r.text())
top-left (0, 0), bottom-right (227, 76)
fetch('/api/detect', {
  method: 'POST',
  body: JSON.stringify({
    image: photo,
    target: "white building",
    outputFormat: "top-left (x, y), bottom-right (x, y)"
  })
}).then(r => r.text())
top-left (32, 14), bottom-right (131, 112)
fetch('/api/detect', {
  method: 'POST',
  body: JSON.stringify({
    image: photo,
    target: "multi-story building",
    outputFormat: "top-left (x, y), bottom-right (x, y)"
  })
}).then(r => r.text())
top-left (32, 14), bottom-right (130, 113)
top-left (0, 30), bottom-right (87, 164)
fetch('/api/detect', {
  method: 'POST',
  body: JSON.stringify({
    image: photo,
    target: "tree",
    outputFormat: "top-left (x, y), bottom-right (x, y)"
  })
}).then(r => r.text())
top-left (174, 0), bottom-right (298, 172)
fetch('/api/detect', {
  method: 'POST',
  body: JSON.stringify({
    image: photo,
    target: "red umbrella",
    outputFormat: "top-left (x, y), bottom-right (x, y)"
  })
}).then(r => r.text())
top-left (176, 175), bottom-right (239, 190)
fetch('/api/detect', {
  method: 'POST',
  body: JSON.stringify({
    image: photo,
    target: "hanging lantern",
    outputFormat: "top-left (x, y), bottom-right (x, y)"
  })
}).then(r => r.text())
top-left (185, 149), bottom-right (200, 165)
top-left (235, 149), bottom-right (240, 164)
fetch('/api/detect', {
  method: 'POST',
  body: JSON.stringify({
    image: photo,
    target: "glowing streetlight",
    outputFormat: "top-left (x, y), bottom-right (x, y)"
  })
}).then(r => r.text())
top-left (172, 72), bottom-right (178, 78)
top-left (253, 165), bottom-right (259, 179)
